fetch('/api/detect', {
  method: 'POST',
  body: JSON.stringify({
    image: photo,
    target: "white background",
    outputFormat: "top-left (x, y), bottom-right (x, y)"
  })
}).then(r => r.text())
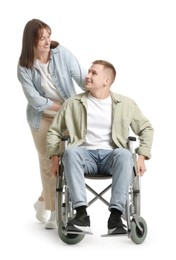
top-left (1, 0), bottom-right (176, 258)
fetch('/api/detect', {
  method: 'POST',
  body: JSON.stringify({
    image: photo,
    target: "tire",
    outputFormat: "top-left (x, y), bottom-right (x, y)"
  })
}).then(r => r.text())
top-left (58, 224), bottom-right (85, 245)
top-left (130, 216), bottom-right (147, 244)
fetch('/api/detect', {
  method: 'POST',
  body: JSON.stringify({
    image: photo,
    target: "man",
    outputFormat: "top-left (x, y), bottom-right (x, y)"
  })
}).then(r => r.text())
top-left (46, 60), bottom-right (154, 235)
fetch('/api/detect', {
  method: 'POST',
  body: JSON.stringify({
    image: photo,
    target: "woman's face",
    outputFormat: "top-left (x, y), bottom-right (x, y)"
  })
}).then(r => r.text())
top-left (36, 28), bottom-right (51, 55)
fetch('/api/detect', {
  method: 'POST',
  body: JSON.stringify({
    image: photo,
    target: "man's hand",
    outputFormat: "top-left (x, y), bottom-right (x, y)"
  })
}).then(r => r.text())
top-left (51, 156), bottom-right (60, 177)
top-left (136, 155), bottom-right (147, 176)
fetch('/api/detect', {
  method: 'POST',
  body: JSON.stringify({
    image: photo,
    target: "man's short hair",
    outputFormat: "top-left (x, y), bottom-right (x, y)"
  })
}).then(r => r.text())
top-left (92, 60), bottom-right (116, 83)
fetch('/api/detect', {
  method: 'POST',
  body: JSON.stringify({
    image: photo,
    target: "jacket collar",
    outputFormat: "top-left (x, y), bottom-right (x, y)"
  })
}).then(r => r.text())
top-left (75, 91), bottom-right (122, 104)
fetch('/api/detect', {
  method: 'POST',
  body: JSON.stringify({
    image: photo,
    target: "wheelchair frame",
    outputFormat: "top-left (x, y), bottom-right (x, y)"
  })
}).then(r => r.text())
top-left (56, 136), bottom-right (147, 244)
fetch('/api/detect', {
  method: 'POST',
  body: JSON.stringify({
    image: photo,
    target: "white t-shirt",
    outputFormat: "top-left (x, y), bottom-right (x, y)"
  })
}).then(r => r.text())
top-left (80, 94), bottom-right (114, 150)
top-left (35, 59), bottom-right (64, 116)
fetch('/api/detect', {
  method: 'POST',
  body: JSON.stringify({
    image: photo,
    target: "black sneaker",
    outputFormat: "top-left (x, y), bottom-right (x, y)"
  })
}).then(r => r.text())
top-left (108, 216), bottom-right (127, 235)
top-left (65, 214), bottom-right (92, 234)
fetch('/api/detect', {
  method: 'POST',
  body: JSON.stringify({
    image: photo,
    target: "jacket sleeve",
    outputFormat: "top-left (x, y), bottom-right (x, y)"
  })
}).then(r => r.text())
top-left (62, 46), bottom-right (87, 91)
top-left (46, 104), bottom-right (67, 158)
top-left (17, 65), bottom-right (53, 111)
top-left (130, 101), bottom-right (154, 159)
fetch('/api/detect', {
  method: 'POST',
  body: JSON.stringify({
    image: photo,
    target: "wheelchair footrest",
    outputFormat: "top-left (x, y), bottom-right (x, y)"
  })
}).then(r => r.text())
top-left (62, 225), bottom-right (93, 235)
top-left (101, 233), bottom-right (127, 237)
top-left (63, 230), bottom-right (93, 235)
top-left (101, 224), bottom-right (127, 237)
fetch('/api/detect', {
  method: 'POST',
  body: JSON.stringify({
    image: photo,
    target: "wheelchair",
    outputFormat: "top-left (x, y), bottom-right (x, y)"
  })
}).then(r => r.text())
top-left (56, 136), bottom-right (147, 245)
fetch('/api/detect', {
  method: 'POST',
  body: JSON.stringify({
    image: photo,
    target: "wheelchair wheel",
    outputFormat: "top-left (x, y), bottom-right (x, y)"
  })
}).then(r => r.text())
top-left (130, 216), bottom-right (147, 244)
top-left (58, 223), bottom-right (85, 244)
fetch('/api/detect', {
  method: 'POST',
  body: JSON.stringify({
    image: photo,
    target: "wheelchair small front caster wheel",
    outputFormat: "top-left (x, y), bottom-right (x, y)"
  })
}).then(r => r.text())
top-left (130, 216), bottom-right (147, 244)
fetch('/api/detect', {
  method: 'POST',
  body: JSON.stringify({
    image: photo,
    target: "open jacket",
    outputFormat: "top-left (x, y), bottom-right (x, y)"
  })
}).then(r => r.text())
top-left (46, 91), bottom-right (154, 159)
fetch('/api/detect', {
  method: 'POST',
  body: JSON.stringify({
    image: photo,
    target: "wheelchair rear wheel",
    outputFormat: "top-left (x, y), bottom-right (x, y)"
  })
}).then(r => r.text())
top-left (58, 224), bottom-right (85, 244)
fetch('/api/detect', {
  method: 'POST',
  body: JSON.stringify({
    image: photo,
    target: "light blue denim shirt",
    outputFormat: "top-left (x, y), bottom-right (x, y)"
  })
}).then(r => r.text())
top-left (17, 45), bottom-right (87, 129)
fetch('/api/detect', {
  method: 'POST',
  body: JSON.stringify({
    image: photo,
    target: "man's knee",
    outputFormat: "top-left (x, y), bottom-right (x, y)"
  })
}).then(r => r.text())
top-left (113, 148), bottom-right (131, 159)
top-left (63, 147), bottom-right (81, 160)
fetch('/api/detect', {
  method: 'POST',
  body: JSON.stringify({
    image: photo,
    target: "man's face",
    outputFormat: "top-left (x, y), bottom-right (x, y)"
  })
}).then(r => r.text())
top-left (85, 64), bottom-right (109, 91)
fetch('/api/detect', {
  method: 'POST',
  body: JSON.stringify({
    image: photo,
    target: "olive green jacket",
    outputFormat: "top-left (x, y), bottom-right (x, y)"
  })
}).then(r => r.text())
top-left (46, 91), bottom-right (154, 159)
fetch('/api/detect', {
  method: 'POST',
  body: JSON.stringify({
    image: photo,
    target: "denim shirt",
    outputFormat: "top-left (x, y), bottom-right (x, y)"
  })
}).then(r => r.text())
top-left (17, 45), bottom-right (87, 129)
top-left (46, 91), bottom-right (154, 159)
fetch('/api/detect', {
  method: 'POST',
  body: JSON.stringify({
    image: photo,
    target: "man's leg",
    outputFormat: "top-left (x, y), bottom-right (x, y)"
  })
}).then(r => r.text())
top-left (98, 148), bottom-right (133, 234)
top-left (62, 147), bottom-right (98, 233)
top-left (109, 148), bottom-right (133, 213)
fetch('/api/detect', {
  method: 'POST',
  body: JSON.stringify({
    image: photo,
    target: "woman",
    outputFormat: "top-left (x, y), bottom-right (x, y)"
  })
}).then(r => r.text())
top-left (17, 19), bottom-right (86, 229)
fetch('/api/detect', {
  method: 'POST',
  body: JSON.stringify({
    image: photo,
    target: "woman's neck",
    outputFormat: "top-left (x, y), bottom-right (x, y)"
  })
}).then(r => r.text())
top-left (35, 52), bottom-right (50, 64)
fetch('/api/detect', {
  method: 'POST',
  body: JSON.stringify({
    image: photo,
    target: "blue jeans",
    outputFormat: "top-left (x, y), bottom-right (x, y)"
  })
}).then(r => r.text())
top-left (62, 147), bottom-right (133, 213)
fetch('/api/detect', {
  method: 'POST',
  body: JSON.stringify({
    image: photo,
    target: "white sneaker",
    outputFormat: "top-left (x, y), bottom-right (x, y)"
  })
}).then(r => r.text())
top-left (45, 211), bottom-right (57, 229)
top-left (33, 200), bottom-right (48, 223)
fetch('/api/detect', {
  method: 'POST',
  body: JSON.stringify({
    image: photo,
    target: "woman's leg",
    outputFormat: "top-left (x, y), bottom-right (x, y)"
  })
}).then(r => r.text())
top-left (30, 115), bottom-right (56, 211)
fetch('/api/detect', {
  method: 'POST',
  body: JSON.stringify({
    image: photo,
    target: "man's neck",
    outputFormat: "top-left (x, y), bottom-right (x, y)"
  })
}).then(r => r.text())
top-left (89, 90), bottom-right (110, 100)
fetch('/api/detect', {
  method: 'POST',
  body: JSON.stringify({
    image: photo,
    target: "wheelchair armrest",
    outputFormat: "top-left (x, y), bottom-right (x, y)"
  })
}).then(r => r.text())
top-left (127, 136), bottom-right (136, 153)
top-left (128, 136), bottom-right (136, 141)
top-left (61, 136), bottom-right (136, 145)
top-left (61, 136), bottom-right (136, 141)
top-left (61, 135), bottom-right (70, 141)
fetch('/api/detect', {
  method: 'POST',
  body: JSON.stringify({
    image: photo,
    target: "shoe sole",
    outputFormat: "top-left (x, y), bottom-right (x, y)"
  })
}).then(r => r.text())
top-left (45, 226), bottom-right (57, 230)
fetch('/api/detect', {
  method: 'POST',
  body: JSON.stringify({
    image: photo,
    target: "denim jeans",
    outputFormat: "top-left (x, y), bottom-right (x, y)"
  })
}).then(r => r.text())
top-left (62, 147), bottom-right (133, 213)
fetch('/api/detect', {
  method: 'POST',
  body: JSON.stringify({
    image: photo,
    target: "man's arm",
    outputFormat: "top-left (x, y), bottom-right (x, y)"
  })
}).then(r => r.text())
top-left (46, 106), bottom-right (67, 159)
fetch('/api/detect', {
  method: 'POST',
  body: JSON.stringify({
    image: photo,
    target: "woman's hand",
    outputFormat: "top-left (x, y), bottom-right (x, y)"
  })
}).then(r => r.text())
top-left (49, 101), bottom-right (62, 112)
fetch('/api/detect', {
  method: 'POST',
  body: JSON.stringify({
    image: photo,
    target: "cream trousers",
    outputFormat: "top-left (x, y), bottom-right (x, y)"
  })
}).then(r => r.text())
top-left (30, 114), bottom-right (56, 211)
